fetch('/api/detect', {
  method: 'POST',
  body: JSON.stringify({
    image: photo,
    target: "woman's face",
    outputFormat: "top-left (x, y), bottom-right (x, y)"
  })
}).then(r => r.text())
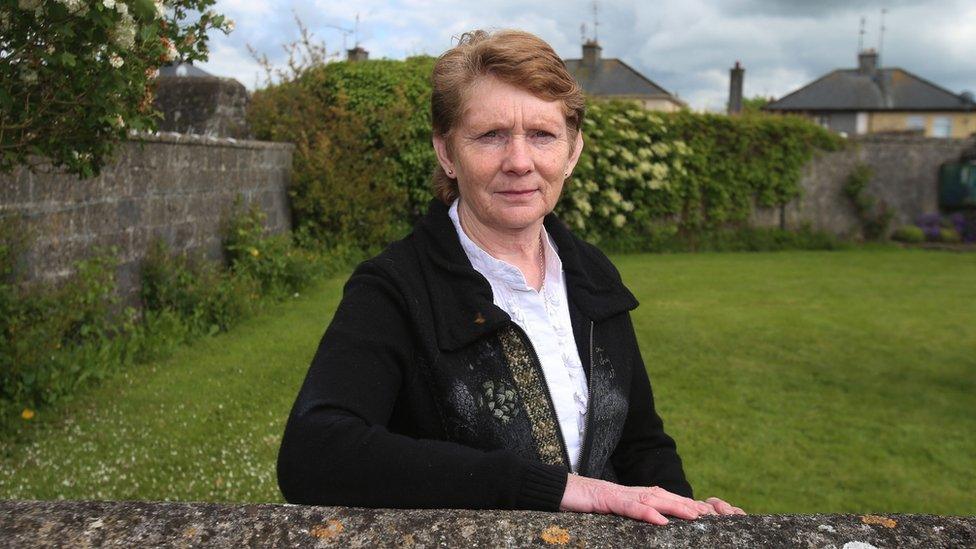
top-left (433, 76), bottom-right (583, 233)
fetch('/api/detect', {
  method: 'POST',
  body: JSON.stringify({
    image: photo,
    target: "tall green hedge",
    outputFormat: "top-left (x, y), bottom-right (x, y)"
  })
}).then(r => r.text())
top-left (249, 57), bottom-right (436, 250)
top-left (249, 57), bottom-right (843, 250)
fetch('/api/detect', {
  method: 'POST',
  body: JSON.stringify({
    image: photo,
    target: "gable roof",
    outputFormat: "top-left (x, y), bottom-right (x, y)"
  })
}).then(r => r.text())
top-left (766, 67), bottom-right (974, 112)
top-left (564, 57), bottom-right (682, 104)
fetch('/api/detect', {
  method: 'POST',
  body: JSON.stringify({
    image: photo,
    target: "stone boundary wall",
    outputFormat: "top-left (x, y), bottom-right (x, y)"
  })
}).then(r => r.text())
top-left (0, 133), bottom-right (294, 304)
top-left (0, 501), bottom-right (973, 548)
top-left (752, 135), bottom-right (976, 236)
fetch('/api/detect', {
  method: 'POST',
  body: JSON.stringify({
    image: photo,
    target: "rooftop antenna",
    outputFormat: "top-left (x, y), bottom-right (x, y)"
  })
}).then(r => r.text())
top-left (580, 22), bottom-right (587, 45)
top-left (592, 0), bottom-right (600, 43)
top-left (354, 13), bottom-right (361, 48)
top-left (326, 13), bottom-right (360, 51)
top-left (858, 16), bottom-right (866, 52)
top-left (877, 8), bottom-right (887, 65)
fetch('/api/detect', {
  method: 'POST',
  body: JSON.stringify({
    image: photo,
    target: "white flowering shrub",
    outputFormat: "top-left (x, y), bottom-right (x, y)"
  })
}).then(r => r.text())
top-left (0, 0), bottom-right (233, 177)
top-left (556, 101), bottom-right (691, 243)
top-left (556, 100), bottom-right (843, 247)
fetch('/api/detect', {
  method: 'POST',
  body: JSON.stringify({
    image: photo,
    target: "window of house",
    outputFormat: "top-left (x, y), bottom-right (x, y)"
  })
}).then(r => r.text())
top-left (932, 116), bottom-right (952, 138)
top-left (906, 116), bottom-right (925, 132)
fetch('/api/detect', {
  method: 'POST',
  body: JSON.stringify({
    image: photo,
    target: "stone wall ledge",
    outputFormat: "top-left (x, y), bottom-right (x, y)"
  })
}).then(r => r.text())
top-left (128, 130), bottom-right (295, 150)
top-left (1, 500), bottom-right (973, 548)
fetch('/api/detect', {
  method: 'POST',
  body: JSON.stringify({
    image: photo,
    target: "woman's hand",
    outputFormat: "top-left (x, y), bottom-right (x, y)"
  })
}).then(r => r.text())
top-left (559, 474), bottom-right (718, 525)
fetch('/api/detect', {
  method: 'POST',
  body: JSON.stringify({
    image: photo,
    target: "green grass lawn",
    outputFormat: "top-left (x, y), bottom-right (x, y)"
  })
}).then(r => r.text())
top-left (1, 248), bottom-right (974, 515)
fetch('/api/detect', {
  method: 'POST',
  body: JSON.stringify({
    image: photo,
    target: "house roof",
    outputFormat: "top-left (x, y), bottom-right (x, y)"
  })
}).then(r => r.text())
top-left (564, 58), bottom-right (683, 104)
top-left (765, 67), bottom-right (974, 112)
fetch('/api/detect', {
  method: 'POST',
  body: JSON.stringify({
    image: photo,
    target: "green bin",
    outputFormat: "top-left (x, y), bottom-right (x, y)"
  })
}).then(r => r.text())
top-left (939, 162), bottom-right (976, 209)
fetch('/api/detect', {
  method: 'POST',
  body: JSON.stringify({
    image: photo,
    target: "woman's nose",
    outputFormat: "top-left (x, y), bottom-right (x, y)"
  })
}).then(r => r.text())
top-left (502, 136), bottom-right (533, 176)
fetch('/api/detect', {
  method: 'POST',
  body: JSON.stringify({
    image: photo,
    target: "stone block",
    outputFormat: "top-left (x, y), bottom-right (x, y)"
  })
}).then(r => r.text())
top-left (0, 501), bottom-right (973, 548)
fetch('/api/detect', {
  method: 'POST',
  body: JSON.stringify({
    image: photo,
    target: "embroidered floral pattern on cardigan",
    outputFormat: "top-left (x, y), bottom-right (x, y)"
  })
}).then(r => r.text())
top-left (497, 325), bottom-right (567, 467)
top-left (477, 379), bottom-right (521, 424)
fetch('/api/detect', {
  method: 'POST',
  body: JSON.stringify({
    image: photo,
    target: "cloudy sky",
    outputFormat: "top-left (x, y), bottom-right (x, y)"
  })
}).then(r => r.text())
top-left (198, 0), bottom-right (976, 111)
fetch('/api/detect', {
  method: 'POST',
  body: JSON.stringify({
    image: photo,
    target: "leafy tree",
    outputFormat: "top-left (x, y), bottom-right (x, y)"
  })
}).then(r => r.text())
top-left (741, 95), bottom-right (774, 114)
top-left (0, 0), bottom-right (233, 178)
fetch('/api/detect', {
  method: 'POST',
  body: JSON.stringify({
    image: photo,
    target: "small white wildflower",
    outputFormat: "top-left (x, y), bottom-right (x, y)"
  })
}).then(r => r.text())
top-left (103, 0), bottom-right (115, 8)
top-left (612, 213), bottom-right (627, 228)
top-left (59, 0), bottom-right (87, 15)
top-left (111, 114), bottom-right (125, 128)
top-left (152, 0), bottom-right (164, 18)
top-left (115, 1), bottom-right (127, 15)
top-left (224, 18), bottom-right (235, 32)
top-left (109, 54), bottom-right (124, 68)
top-left (112, 14), bottom-right (136, 49)
top-left (18, 0), bottom-right (43, 11)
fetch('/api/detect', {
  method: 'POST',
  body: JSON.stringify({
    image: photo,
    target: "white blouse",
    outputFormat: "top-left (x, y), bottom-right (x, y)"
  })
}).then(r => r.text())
top-left (449, 199), bottom-right (589, 471)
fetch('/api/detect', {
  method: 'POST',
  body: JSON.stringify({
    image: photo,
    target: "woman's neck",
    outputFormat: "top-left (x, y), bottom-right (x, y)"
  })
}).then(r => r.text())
top-left (457, 199), bottom-right (545, 290)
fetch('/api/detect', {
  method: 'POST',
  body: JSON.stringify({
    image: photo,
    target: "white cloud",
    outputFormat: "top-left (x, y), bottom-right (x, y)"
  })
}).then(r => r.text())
top-left (198, 0), bottom-right (976, 105)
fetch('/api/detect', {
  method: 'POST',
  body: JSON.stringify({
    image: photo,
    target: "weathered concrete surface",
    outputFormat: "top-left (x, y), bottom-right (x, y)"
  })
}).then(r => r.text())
top-left (0, 501), bottom-right (973, 548)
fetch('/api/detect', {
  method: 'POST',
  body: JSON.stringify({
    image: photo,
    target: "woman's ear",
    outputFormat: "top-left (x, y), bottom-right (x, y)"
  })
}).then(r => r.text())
top-left (432, 135), bottom-right (457, 178)
top-left (565, 131), bottom-right (584, 177)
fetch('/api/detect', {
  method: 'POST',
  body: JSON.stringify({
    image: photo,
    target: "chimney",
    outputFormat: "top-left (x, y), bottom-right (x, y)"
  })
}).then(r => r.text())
top-left (347, 46), bottom-right (369, 62)
top-left (728, 61), bottom-right (745, 115)
top-left (858, 48), bottom-right (878, 76)
top-left (582, 40), bottom-right (601, 68)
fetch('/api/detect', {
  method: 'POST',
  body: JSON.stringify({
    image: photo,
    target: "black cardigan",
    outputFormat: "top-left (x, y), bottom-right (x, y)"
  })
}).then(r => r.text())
top-left (277, 199), bottom-right (691, 510)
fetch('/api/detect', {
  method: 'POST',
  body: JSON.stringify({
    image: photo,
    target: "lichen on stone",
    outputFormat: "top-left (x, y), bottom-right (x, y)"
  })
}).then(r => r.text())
top-left (860, 515), bottom-right (897, 528)
top-left (540, 525), bottom-right (571, 545)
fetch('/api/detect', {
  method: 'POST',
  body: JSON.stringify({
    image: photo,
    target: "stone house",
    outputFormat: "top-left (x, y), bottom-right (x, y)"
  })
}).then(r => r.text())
top-left (763, 49), bottom-right (976, 138)
top-left (564, 40), bottom-right (685, 112)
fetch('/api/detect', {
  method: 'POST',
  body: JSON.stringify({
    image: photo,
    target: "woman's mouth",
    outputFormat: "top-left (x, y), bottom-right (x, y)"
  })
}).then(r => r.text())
top-left (498, 189), bottom-right (538, 197)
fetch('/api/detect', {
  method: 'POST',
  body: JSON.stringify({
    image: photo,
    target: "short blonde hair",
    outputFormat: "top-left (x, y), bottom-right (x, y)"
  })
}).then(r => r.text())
top-left (430, 29), bottom-right (586, 203)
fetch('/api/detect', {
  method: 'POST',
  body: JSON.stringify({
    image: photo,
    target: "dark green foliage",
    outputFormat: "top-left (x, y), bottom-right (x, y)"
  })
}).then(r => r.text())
top-left (0, 222), bottom-right (136, 428)
top-left (141, 240), bottom-right (257, 336)
top-left (1, 201), bottom-right (348, 432)
top-left (599, 225), bottom-right (844, 254)
top-left (938, 228), bottom-right (962, 243)
top-left (222, 199), bottom-right (322, 299)
top-left (248, 57), bottom-right (437, 249)
top-left (250, 61), bottom-right (842, 250)
top-left (843, 164), bottom-right (893, 240)
top-left (891, 225), bottom-right (925, 243)
top-left (740, 96), bottom-right (774, 114)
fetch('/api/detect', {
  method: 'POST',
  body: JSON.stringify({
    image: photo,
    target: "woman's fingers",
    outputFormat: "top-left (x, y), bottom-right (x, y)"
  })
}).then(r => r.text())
top-left (642, 486), bottom-right (713, 515)
top-left (610, 497), bottom-right (670, 525)
top-left (636, 490), bottom-right (700, 520)
top-left (696, 500), bottom-right (719, 515)
top-left (705, 497), bottom-right (746, 515)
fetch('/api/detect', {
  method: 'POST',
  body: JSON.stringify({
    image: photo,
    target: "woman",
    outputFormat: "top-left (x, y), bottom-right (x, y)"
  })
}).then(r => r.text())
top-left (277, 29), bottom-right (743, 525)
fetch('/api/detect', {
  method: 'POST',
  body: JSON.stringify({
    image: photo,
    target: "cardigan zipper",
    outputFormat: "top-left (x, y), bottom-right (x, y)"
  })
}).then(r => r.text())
top-left (575, 320), bottom-right (596, 476)
top-left (509, 322), bottom-right (573, 470)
